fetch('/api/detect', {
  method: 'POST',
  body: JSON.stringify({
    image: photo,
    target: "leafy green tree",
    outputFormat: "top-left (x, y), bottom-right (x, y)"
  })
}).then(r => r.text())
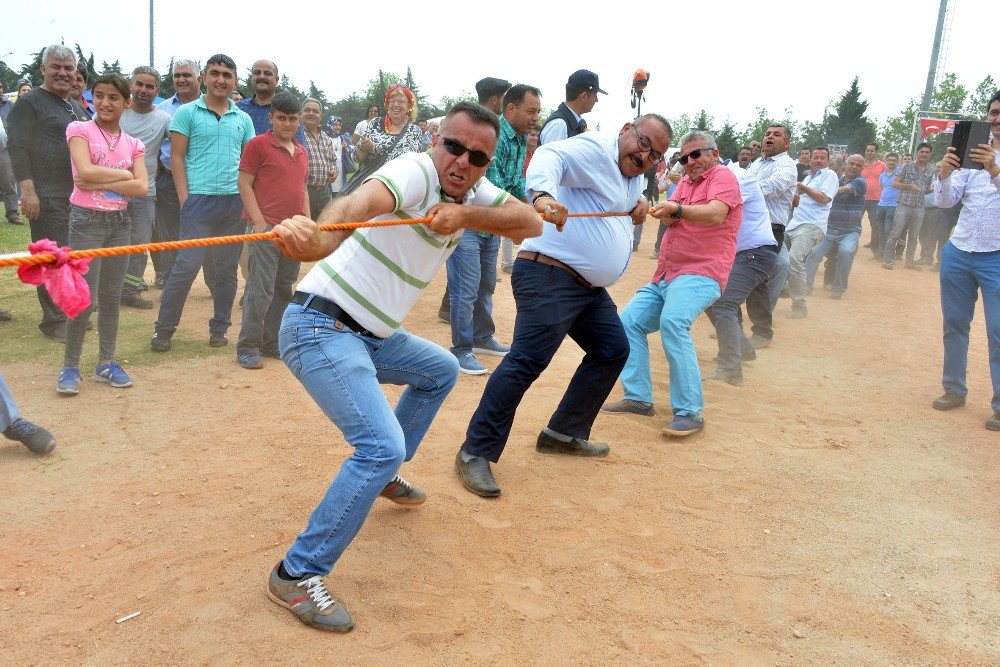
top-left (799, 118), bottom-right (828, 152)
top-left (19, 50), bottom-right (44, 87)
top-left (823, 77), bottom-right (876, 153)
top-left (927, 72), bottom-right (966, 113)
top-left (965, 75), bottom-right (998, 117)
top-left (159, 57), bottom-right (175, 98)
top-left (878, 98), bottom-right (918, 155)
top-left (692, 109), bottom-right (714, 132)
top-left (670, 112), bottom-right (692, 139)
top-left (305, 81), bottom-right (330, 114)
top-left (0, 60), bottom-right (20, 91)
top-left (714, 120), bottom-right (740, 161)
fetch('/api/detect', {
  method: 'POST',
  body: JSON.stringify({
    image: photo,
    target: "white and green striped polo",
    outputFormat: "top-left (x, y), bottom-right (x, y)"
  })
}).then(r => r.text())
top-left (296, 152), bottom-right (509, 337)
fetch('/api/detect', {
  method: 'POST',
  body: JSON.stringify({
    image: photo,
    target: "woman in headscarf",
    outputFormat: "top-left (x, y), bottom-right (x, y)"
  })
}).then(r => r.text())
top-left (353, 85), bottom-right (422, 168)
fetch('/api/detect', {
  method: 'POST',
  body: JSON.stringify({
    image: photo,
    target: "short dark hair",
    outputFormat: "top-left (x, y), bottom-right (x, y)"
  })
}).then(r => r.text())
top-left (76, 62), bottom-right (89, 83)
top-left (92, 73), bottom-right (129, 100)
top-left (811, 146), bottom-right (830, 156)
top-left (636, 113), bottom-right (673, 144)
top-left (205, 53), bottom-right (237, 73)
top-left (271, 91), bottom-right (301, 115)
top-left (566, 84), bottom-right (587, 102)
top-left (367, 103), bottom-right (380, 114)
top-left (866, 142), bottom-right (879, 150)
top-left (768, 124), bottom-right (791, 141)
top-left (916, 142), bottom-right (933, 152)
top-left (503, 84), bottom-right (542, 110)
top-left (739, 146), bottom-right (751, 153)
top-left (987, 90), bottom-right (1000, 113)
top-left (443, 101), bottom-right (500, 139)
top-left (886, 152), bottom-right (899, 158)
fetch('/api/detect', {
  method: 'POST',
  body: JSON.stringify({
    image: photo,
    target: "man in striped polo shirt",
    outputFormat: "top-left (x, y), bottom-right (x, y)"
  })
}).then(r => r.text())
top-left (264, 102), bottom-right (542, 633)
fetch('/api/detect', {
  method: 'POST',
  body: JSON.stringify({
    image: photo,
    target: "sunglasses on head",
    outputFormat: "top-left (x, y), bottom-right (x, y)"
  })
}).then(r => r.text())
top-left (442, 137), bottom-right (492, 168)
top-left (678, 147), bottom-right (713, 165)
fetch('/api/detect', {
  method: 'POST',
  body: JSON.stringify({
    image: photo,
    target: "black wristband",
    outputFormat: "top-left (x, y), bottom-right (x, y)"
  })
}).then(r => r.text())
top-left (671, 203), bottom-right (683, 219)
top-left (532, 192), bottom-right (554, 205)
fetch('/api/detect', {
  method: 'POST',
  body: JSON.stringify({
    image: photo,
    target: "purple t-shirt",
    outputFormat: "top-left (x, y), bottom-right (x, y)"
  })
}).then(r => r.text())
top-left (66, 120), bottom-right (145, 211)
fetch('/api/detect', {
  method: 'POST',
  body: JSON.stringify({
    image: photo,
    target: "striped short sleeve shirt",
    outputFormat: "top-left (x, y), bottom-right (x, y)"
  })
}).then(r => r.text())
top-left (296, 152), bottom-right (510, 337)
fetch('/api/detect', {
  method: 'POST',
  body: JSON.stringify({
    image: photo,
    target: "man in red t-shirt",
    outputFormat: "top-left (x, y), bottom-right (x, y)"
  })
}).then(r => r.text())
top-left (861, 142), bottom-right (887, 251)
top-left (235, 92), bottom-right (308, 369)
top-left (603, 130), bottom-right (742, 437)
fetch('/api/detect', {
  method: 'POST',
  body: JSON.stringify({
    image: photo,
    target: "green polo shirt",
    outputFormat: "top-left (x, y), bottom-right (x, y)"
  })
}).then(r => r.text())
top-left (169, 95), bottom-right (255, 195)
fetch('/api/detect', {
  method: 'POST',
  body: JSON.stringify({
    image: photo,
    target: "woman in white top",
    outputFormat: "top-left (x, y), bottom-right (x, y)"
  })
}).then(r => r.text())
top-left (351, 103), bottom-right (380, 146)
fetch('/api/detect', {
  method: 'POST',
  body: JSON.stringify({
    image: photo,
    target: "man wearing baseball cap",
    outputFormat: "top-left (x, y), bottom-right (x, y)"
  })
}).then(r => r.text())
top-left (539, 69), bottom-right (606, 145)
top-left (475, 77), bottom-right (512, 115)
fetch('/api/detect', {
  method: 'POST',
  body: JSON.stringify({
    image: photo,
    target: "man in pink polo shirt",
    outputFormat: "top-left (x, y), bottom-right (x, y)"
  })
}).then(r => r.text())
top-left (603, 130), bottom-right (742, 436)
top-left (861, 142), bottom-right (886, 251)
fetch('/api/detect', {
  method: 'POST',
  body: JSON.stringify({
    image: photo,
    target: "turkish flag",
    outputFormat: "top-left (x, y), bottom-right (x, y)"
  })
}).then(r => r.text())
top-left (920, 118), bottom-right (956, 139)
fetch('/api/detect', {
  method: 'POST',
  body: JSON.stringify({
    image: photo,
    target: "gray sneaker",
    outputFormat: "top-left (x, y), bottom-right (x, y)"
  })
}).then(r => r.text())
top-left (267, 563), bottom-right (355, 633)
top-left (379, 474), bottom-right (426, 506)
top-left (3, 418), bottom-right (56, 455)
top-left (748, 335), bottom-right (771, 349)
top-left (600, 399), bottom-right (655, 416)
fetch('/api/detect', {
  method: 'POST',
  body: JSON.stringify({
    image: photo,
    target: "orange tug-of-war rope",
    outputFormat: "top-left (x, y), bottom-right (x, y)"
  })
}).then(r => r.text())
top-left (0, 211), bottom-right (635, 270)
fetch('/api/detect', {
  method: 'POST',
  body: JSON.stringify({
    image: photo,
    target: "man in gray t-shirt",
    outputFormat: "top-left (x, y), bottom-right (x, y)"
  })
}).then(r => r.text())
top-left (119, 66), bottom-right (172, 308)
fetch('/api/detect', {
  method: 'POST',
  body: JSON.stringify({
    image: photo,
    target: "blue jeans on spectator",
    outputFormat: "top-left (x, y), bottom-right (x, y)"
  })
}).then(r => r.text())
top-left (461, 259), bottom-right (629, 462)
top-left (875, 205), bottom-right (897, 258)
top-left (0, 372), bottom-right (21, 431)
top-left (155, 194), bottom-right (244, 336)
top-left (278, 302), bottom-right (459, 577)
top-left (939, 242), bottom-right (1000, 411)
top-left (619, 275), bottom-right (721, 419)
top-left (122, 195), bottom-right (156, 297)
top-left (64, 205), bottom-right (131, 368)
top-left (446, 231), bottom-right (498, 356)
top-left (707, 248), bottom-right (778, 374)
top-left (804, 230), bottom-right (860, 296)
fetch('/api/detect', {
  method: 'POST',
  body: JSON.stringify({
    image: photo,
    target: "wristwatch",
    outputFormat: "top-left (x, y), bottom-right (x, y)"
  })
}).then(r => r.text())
top-left (671, 203), bottom-right (683, 219)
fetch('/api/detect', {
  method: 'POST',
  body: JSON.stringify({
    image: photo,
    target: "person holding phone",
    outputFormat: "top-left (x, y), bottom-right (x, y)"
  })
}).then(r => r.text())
top-left (931, 91), bottom-right (1000, 430)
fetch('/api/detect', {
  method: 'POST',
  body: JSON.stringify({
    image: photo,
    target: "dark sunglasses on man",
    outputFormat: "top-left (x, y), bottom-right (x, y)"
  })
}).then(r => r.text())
top-left (678, 147), bottom-right (715, 165)
top-left (442, 137), bottom-right (493, 168)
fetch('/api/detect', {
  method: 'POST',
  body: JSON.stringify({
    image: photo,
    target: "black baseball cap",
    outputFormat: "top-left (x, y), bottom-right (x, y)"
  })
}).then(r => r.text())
top-left (475, 77), bottom-right (511, 101)
top-left (567, 69), bottom-right (607, 94)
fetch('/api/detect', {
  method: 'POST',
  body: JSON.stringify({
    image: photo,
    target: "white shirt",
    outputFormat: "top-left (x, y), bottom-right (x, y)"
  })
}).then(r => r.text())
top-left (296, 152), bottom-right (509, 337)
top-left (786, 168), bottom-right (840, 234)
top-left (728, 163), bottom-right (777, 251)
top-left (935, 152), bottom-right (1000, 253)
top-left (353, 119), bottom-right (368, 140)
top-left (539, 106), bottom-right (582, 146)
top-left (746, 152), bottom-right (798, 227)
top-left (523, 131), bottom-right (644, 287)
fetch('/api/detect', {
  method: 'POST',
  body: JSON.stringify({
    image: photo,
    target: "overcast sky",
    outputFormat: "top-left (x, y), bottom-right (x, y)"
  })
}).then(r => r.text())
top-left (7, 0), bottom-right (994, 132)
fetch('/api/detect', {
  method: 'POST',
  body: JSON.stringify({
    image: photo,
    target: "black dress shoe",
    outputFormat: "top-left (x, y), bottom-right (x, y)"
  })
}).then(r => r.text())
top-left (454, 450), bottom-right (501, 497)
top-left (535, 431), bottom-right (610, 457)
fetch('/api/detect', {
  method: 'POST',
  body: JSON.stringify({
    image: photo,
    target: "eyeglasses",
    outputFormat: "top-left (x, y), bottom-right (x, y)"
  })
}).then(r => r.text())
top-left (632, 126), bottom-right (663, 163)
top-left (678, 147), bottom-right (714, 165)
top-left (63, 102), bottom-right (79, 121)
top-left (441, 137), bottom-right (493, 168)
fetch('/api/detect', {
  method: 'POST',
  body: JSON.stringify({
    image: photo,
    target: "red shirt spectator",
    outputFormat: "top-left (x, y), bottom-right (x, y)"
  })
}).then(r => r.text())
top-left (239, 130), bottom-right (308, 225)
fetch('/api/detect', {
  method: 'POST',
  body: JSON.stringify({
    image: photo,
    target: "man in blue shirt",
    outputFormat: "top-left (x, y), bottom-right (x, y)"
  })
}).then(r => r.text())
top-left (237, 59), bottom-right (306, 143)
top-left (804, 154), bottom-right (867, 299)
top-left (455, 114), bottom-right (670, 498)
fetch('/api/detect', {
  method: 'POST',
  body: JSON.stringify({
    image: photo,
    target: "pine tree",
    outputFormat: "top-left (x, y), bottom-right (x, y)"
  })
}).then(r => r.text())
top-left (160, 57), bottom-right (175, 98)
top-left (823, 77), bottom-right (876, 153)
top-left (0, 60), bottom-right (19, 92)
top-left (692, 109), bottom-right (715, 132)
top-left (714, 120), bottom-right (740, 162)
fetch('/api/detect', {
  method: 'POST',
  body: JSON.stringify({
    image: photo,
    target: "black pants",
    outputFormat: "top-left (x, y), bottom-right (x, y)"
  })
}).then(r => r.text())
top-left (30, 197), bottom-right (70, 335)
top-left (461, 259), bottom-right (629, 462)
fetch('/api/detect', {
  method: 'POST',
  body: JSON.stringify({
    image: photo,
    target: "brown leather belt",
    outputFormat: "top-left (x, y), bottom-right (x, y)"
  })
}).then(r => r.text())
top-left (516, 250), bottom-right (594, 289)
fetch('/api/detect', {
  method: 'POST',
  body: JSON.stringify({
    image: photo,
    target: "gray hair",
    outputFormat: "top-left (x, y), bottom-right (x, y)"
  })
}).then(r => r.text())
top-left (41, 45), bottom-right (75, 64)
top-left (131, 65), bottom-right (161, 82)
top-left (303, 98), bottom-right (322, 110)
top-left (171, 59), bottom-right (199, 74)
top-left (679, 130), bottom-right (717, 150)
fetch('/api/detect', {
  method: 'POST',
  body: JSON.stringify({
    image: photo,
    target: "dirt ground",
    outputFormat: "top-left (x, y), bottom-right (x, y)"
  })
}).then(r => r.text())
top-left (1, 226), bottom-right (998, 665)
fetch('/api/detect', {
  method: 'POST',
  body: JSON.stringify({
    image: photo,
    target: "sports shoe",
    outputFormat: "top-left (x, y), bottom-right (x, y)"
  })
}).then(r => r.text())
top-left (57, 367), bottom-right (81, 395)
top-left (986, 412), bottom-right (1000, 431)
top-left (237, 352), bottom-right (263, 369)
top-left (748, 334), bottom-right (771, 349)
top-left (931, 392), bottom-right (965, 411)
top-left (3, 418), bottom-right (56, 455)
top-left (94, 361), bottom-right (133, 388)
top-left (501, 264), bottom-right (513, 275)
top-left (437, 309), bottom-right (450, 324)
top-left (904, 263), bottom-right (922, 271)
top-left (472, 337), bottom-right (510, 357)
top-left (457, 353), bottom-right (487, 375)
top-left (829, 291), bottom-right (844, 299)
top-left (150, 331), bottom-right (172, 351)
top-left (120, 293), bottom-right (154, 309)
top-left (535, 430), bottom-right (610, 457)
top-left (379, 474), bottom-right (426, 505)
top-left (261, 344), bottom-right (282, 359)
top-left (267, 563), bottom-right (354, 633)
top-left (704, 369), bottom-right (744, 386)
top-left (209, 332), bottom-right (229, 347)
top-left (741, 344), bottom-right (757, 362)
top-left (786, 304), bottom-right (807, 319)
top-left (662, 415), bottom-right (704, 436)
top-left (881, 261), bottom-right (894, 270)
top-left (0, 309), bottom-right (11, 322)
top-left (601, 398), bottom-right (655, 416)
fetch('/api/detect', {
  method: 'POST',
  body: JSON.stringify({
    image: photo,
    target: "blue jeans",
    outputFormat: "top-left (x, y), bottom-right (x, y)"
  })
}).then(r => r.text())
top-left (155, 194), bottom-right (244, 335)
top-left (279, 302), bottom-right (459, 577)
top-left (619, 275), bottom-right (721, 419)
top-left (875, 205), bottom-right (897, 258)
top-left (123, 195), bottom-right (156, 297)
top-left (804, 230), bottom-right (860, 296)
top-left (0, 372), bottom-right (20, 431)
top-left (446, 231), bottom-right (498, 356)
top-left (462, 259), bottom-right (630, 461)
top-left (939, 242), bottom-right (1000, 411)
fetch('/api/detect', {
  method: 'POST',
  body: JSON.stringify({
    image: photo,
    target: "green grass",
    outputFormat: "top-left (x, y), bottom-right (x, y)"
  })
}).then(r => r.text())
top-left (0, 206), bottom-right (231, 368)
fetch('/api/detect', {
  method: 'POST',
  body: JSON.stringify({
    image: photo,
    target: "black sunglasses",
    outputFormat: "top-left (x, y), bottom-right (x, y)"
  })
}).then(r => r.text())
top-left (678, 147), bottom-right (713, 165)
top-left (442, 137), bottom-right (492, 168)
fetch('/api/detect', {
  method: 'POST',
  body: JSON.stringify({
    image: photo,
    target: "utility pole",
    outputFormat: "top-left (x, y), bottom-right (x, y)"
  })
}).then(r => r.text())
top-left (149, 0), bottom-right (154, 67)
top-left (920, 0), bottom-right (948, 112)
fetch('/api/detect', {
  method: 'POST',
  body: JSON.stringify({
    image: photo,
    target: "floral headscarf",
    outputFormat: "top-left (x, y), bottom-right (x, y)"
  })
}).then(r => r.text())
top-left (384, 85), bottom-right (416, 132)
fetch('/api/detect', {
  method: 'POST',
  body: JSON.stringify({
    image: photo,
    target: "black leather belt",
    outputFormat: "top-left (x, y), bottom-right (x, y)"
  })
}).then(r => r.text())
top-left (291, 291), bottom-right (374, 336)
